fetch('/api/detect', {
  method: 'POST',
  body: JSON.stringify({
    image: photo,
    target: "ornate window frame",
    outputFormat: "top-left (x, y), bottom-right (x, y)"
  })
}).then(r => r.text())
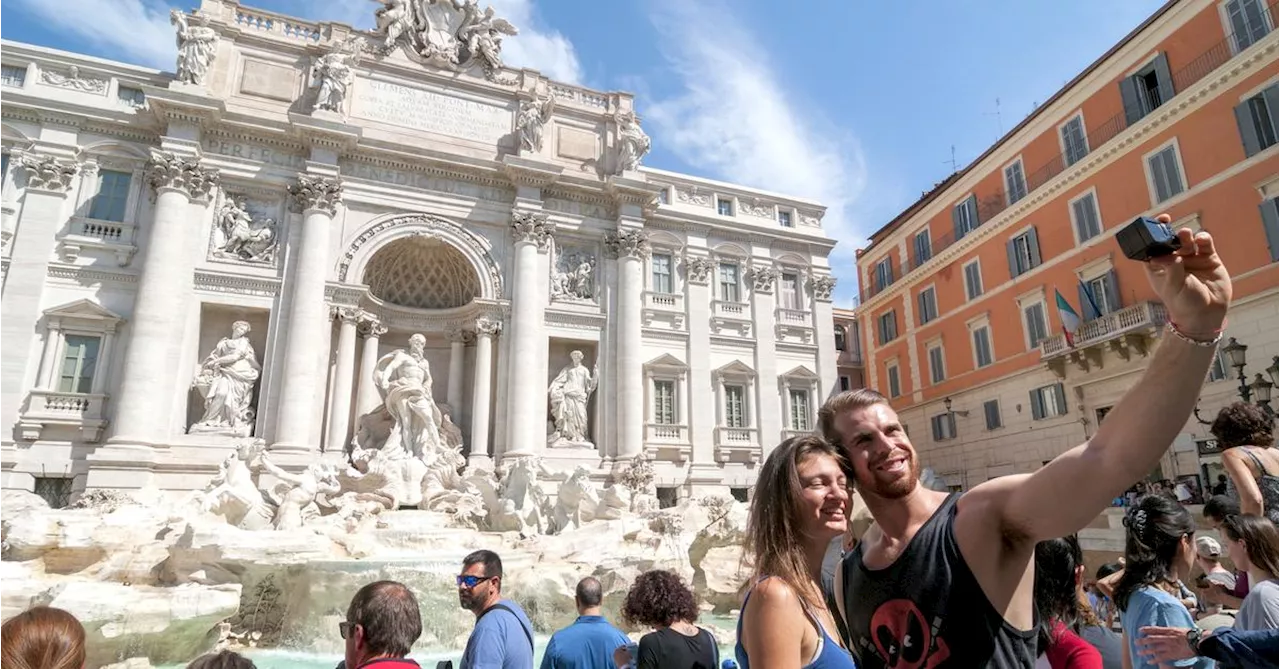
top-left (60, 143), bottom-right (150, 266)
top-left (643, 354), bottom-right (690, 460)
top-left (19, 299), bottom-right (124, 442)
top-left (779, 365), bottom-right (821, 439)
top-left (713, 360), bottom-right (759, 463)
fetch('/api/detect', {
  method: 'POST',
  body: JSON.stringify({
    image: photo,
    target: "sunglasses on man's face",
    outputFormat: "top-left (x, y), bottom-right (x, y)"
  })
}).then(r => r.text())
top-left (339, 621), bottom-right (359, 640)
top-left (456, 574), bottom-right (494, 589)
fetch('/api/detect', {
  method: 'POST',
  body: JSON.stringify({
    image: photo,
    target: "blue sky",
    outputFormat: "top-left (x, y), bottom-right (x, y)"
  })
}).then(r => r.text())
top-left (3, 0), bottom-right (1166, 304)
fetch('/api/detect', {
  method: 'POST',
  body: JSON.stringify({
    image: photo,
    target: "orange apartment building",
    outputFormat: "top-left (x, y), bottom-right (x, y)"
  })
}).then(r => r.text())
top-left (854, 0), bottom-right (1278, 491)
top-left (833, 307), bottom-right (866, 392)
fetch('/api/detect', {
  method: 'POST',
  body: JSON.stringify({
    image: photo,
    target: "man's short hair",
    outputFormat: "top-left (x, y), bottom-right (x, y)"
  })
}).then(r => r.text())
top-left (346, 581), bottom-right (422, 658)
top-left (818, 388), bottom-right (891, 446)
top-left (1204, 494), bottom-right (1241, 522)
top-left (187, 650), bottom-right (256, 669)
top-left (463, 549), bottom-right (503, 580)
top-left (575, 576), bottom-right (603, 608)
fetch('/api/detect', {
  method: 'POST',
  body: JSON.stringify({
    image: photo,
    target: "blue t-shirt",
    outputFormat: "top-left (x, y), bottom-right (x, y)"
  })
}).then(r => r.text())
top-left (462, 599), bottom-right (536, 669)
top-left (1120, 586), bottom-right (1213, 669)
top-left (539, 615), bottom-right (630, 669)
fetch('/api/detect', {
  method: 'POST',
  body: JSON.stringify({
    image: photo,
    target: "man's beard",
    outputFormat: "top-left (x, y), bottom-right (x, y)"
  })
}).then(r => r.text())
top-left (858, 454), bottom-right (920, 500)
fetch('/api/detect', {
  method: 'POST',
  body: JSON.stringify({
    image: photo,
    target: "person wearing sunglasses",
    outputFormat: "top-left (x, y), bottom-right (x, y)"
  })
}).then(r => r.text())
top-left (339, 580), bottom-right (423, 669)
top-left (459, 550), bottom-right (535, 669)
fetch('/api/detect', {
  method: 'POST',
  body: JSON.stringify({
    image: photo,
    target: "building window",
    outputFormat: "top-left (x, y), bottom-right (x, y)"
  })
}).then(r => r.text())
top-left (651, 253), bottom-right (673, 293)
top-left (1120, 54), bottom-right (1174, 125)
top-left (717, 197), bottom-right (734, 216)
top-left (117, 86), bottom-right (146, 107)
top-left (927, 344), bottom-right (946, 384)
top-left (789, 388), bottom-right (811, 431)
top-left (886, 363), bottom-right (901, 398)
top-left (1226, 0), bottom-right (1272, 52)
top-left (1236, 83), bottom-right (1278, 157)
top-left (874, 257), bottom-right (893, 292)
top-left (718, 263), bottom-right (740, 302)
top-left (1008, 228), bottom-right (1042, 278)
top-left (1209, 350), bottom-right (1229, 382)
top-left (972, 325), bottom-right (993, 368)
top-left (952, 195), bottom-right (978, 240)
top-left (839, 376), bottom-right (852, 392)
top-left (834, 326), bottom-right (847, 351)
top-left (779, 272), bottom-right (801, 310)
top-left (1023, 301), bottom-right (1049, 350)
top-left (1061, 115), bottom-right (1089, 166)
top-left (877, 311), bottom-right (898, 344)
top-left (778, 210), bottom-right (793, 227)
top-left (88, 170), bottom-right (132, 222)
top-left (1030, 383), bottom-right (1068, 420)
top-left (983, 400), bottom-right (1002, 430)
top-left (724, 384), bottom-right (746, 428)
top-left (58, 334), bottom-right (101, 394)
top-left (657, 487), bottom-right (680, 509)
top-left (1146, 143), bottom-right (1186, 204)
top-left (1004, 159), bottom-right (1028, 204)
top-left (913, 229), bottom-right (933, 267)
top-left (730, 487), bottom-right (750, 503)
top-left (1261, 197), bottom-right (1278, 262)
top-left (930, 413), bottom-right (956, 441)
top-left (653, 379), bottom-right (676, 425)
top-left (918, 287), bottom-right (938, 325)
top-left (1, 65), bottom-right (26, 87)
top-left (1084, 270), bottom-right (1121, 316)
top-left (963, 260), bottom-right (983, 300)
top-left (33, 477), bottom-right (73, 509)
top-left (1071, 191), bottom-right (1102, 243)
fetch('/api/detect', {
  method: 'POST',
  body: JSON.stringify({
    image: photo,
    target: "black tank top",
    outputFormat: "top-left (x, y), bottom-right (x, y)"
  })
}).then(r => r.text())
top-left (838, 493), bottom-right (1036, 668)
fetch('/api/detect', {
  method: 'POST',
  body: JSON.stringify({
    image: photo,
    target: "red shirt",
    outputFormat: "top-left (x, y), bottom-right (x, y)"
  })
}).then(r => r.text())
top-left (1046, 621), bottom-right (1103, 669)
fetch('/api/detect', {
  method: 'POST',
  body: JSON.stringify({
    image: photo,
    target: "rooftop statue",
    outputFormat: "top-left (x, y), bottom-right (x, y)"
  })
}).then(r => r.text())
top-left (369, 0), bottom-right (518, 81)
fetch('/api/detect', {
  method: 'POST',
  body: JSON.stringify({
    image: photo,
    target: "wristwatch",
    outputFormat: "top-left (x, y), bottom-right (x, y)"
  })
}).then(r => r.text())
top-left (1186, 627), bottom-right (1203, 655)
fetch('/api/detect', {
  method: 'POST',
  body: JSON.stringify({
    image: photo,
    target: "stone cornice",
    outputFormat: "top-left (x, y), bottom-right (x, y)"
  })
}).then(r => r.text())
top-left (46, 263), bottom-right (139, 284)
top-left (194, 269), bottom-right (281, 297)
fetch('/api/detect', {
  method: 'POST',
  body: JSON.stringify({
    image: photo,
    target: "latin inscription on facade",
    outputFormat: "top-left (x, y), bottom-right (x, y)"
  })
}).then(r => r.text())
top-left (339, 161), bottom-right (512, 202)
top-left (351, 79), bottom-right (512, 144)
top-left (202, 138), bottom-right (306, 170)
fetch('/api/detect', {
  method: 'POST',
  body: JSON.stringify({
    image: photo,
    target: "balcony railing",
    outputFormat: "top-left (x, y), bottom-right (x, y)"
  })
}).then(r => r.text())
top-left (864, 9), bottom-right (1277, 303)
top-left (774, 307), bottom-right (811, 325)
top-left (643, 291), bottom-right (684, 312)
top-left (644, 423), bottom-right (688, 443)
top-left (1040, 301), bottom-right (1168, 358)
top-left (714, 426), bottom-right (761, 463)
top-left (19, 390), bottom-right (108, 442)
top-left (712, 300), bottom-right (749, 318)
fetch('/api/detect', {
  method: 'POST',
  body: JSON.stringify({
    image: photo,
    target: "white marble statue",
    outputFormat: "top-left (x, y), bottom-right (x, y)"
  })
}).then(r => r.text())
top-left (370, 0), bottom-right (516, 78)
top-left (551, 465), bottom-right (599, 533)
top-left (212, 195), bottom-right (276, 263)
top-left (190, 321), bottom-right (261, 436)
top-left (371, 0), bottom-right (413, 52)
top-left (373, 334), bottom-right (447, 459)
top-left (258, 455), bottom-right (340, 531)
top-left (547, 351), bottom-right (597, 446)
top-left (197, 438), bottom-right (274, 530)
top-left (616, 111), bottom-right (651, 173)
top-left (551, 250), bottom-right (594, 302)
top-left (171, 11), bottom-right (218, 86)
top-left (458, 2), bottom-right (518, 73)
top-left (517, 95), bottom-right (554, 154)
top-left (311, 42), bottom-right (358, 113)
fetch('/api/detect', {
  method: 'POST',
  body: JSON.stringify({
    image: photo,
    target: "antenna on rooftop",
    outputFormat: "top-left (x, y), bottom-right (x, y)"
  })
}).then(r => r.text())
top-left (984, 97), bottom-right (1004, 136)
top-left (943, 145), bottom-right (958, 173)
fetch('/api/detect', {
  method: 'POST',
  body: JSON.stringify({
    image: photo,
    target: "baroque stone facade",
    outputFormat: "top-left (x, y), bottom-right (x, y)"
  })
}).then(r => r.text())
top-left (0, 0), bottom-right (837, 499)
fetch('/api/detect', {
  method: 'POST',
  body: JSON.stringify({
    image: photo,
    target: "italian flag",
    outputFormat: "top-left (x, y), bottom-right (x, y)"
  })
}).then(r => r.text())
top-left (1055, 289), bottom-right (1082, 348)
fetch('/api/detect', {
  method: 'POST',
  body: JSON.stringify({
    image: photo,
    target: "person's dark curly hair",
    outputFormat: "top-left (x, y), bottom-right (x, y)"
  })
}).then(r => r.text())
top-left (1210, 402), bottom-right (1275, 448)
top-left (621, 570), bottom-right (699, 628)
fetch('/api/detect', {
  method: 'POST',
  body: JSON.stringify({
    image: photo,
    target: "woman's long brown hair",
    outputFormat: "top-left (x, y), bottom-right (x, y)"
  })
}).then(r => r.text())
top-left (744, 434), bottom-right (848, 611)
top-left (0, 606), bottom-right (86, 669)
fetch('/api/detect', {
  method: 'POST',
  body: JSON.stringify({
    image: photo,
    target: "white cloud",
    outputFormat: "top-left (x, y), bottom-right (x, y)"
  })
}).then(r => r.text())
top-left (484, 0), bottom-right (582, 84)
top-left (643, 1), bottom-right (867, 303)
top-left (10, 0), bottom-right (176, 69)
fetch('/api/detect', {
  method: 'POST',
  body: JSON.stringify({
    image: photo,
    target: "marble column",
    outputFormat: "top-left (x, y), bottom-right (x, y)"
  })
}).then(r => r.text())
top-left (504, 210), bottom-right (554, 457)
top-left (355, 317), bottom-right (387, 417)
top-left (107, 151), bottom-right (218, 447)
top-left (469, 318), bottom-right (500, 467)
top-left (272, 174), bottom-right (342, 452)
top-left (607, 228), bottom-right (649, 460)
top-left (748, 264), bottom-right (782, 453)
top-left (446, 325), bottom-right (470, 412)
top-left (0, 154), bottom-right (77, 431)
top-left (809, 275), bottom-right (839, 397)
top-left (324, 307), bottom-right (360, 454)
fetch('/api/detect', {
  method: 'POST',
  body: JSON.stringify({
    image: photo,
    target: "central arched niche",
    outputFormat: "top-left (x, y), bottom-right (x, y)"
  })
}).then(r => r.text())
top-left (362, 235), bottom-right (482, 309)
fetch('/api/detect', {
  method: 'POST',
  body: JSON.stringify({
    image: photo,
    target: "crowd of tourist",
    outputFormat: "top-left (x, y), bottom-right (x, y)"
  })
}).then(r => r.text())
top-left (3, 226), bottom-right (1277, 669)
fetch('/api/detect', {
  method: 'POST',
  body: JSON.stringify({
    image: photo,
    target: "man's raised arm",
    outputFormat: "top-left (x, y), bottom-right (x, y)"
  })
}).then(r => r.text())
top-left (996, 222), bottom-right (1231, 542)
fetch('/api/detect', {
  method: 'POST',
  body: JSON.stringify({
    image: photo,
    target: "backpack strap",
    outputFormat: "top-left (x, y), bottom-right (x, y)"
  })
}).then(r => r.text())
top-left (832, 554), bottom-right (851, 648)
top-left (479, 603), bottom-right (534, 652)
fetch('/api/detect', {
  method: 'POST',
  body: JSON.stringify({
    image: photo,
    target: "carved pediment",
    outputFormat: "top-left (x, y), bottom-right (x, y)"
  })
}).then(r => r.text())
top-left (43, 298), bottom-right (125, 325)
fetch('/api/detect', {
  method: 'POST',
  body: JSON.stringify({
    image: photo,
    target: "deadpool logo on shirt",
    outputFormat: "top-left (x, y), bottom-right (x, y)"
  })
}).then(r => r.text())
top-left (862, 598), bottom-right (951, 669)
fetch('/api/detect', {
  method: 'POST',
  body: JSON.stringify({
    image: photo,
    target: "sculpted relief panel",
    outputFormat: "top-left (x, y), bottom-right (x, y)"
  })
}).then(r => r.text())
top-left (351, 79), bottom-right (511, 144)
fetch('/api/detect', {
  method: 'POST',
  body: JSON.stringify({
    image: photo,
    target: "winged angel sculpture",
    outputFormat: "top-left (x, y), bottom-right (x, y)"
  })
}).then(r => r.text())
top-left (369, 0), bottom-right (517, 79)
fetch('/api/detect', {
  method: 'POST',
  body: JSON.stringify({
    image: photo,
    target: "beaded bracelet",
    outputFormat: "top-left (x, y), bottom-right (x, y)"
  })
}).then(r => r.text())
top-left (1165, 322), bottom-right (1223, 347)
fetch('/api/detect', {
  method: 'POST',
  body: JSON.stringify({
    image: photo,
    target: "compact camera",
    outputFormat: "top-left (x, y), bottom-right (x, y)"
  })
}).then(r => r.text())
top-left (1116, 216), bottom-right (1182, 261)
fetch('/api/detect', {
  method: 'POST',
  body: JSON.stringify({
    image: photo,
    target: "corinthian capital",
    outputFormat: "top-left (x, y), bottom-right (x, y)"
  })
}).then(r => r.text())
top-left (808, 275), bottom-right (837, 302)
top-left (17, 153), bottom-right (79, 193)
top-left (682, 256), bottom-right (715, 285)
top-left (145, 151), bottom-right (219, 199)
top-left (747, 266), bottom-right (779, 294)
top-left (605, 229), bottom-right (650, 259)
top-left (474, 318), bottom-right (503, 337)
top-left (289, 174), bottom-right (344, 216)
top-left (510, 209), bottom-right (555, 249)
